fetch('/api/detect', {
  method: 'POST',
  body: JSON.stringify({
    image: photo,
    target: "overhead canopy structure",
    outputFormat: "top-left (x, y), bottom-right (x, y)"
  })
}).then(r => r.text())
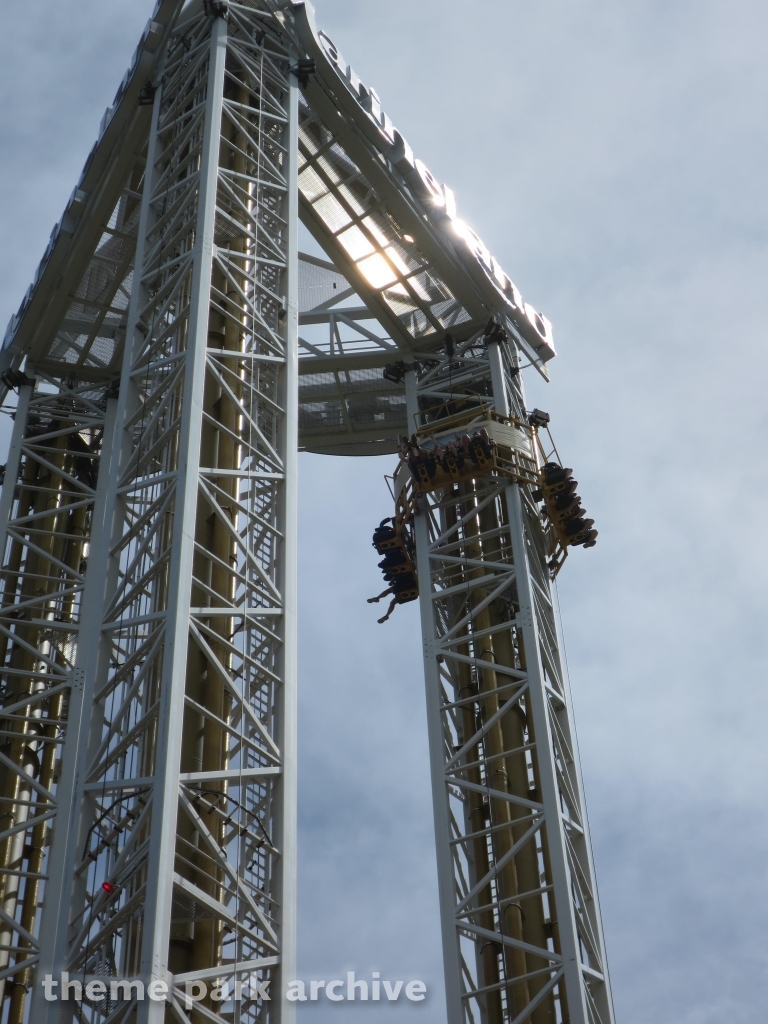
top-left (1, 0), bottom-right (555, 454)
top-left (0, 4), bottom-right (613, 1024)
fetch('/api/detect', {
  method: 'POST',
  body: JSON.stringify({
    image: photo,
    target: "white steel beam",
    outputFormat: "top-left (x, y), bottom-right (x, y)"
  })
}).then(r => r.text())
top-left (0, 5), bottom-right (616, 1024)
top-left (27, 5), bottom-right (299, 1022)
top-left (0, 375), bottom-right (114, 1024)
top-left (407, 337), bottom-right (614, 1024)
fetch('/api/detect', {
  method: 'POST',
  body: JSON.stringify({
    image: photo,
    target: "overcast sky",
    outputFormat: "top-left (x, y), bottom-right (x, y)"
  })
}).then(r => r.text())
top-left (2, 1), bottom-right (768, 1021)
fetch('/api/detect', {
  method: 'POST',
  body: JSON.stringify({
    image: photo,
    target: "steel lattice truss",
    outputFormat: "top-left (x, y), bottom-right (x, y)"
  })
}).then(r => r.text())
top-left (0, 2), bottom-right (616, 1024)
top-left (0, 380), bottom-right (110, 1019)
top-left (31, 6), bottom-right (298, 1022)
top-left (407, 338), bottom-right (612, 1024)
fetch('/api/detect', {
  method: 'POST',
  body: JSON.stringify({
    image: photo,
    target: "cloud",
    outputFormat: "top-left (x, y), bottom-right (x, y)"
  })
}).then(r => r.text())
top-left (2, 1), bottom-right (768, 1021)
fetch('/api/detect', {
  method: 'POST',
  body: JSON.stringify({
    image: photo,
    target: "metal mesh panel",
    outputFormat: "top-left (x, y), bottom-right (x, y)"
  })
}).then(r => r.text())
top-left (299, 366), bottom-right (407, 438)
top-left (298, 258), bottom-right (349, 312)
top-left (298, 101), bottom-right (473, 342)
top-left (47, 187), bottom-right (142, 372)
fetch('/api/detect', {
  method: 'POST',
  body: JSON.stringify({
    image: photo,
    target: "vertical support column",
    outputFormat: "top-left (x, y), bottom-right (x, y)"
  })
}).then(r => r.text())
top-left (406, 370), bottom-right (465, 1024)
top-left (488, 339), bottom-right (614, 1024)
top-left (0, 385), bottom-right (32, 536)
top-left (275, 56), bottom-right (300, 1024)
top-left (140, 18), bottom-right (229, 1021)
top-left (488, 340), bottom-right (587, 1020)
top-left (409, 336), bottom-right (614, 1024)
top-left (0, 372), bottom-right (114, 1024)
top-left (32, 74), bottom-right (166, 1024)
top-left (32, 63), bottom-right (165, 1024)
top-left (505, 480), bottom-right (587, 1012)
top-left (32, 398), bottom-right (119, 1024)
top-left (29, 10), bottom-right (300, 1022)
top-left (0, 381), bottom-right (32, 1011)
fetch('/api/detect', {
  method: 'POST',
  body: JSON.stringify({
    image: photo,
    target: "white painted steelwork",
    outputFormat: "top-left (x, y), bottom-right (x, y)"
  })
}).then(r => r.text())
top-left (405, 336), bottom-right (613, 1024)
top-left (0, 2), bottom-right (615, 1023)
top-left (30, 5), bottom-right (299, 1022)
top-left (0, 379), bottom-right (114, 1022)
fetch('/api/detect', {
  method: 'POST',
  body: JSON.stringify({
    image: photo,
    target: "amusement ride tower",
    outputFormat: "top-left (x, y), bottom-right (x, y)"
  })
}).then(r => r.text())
top-left (0, 3), bottom-right (614, 1023)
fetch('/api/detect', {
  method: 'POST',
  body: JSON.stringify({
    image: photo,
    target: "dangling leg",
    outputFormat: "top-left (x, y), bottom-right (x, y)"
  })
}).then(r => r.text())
top-left (377, 597), bottom-right (398, 624)
top-left (367, 585), bottom-right (394, 605)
